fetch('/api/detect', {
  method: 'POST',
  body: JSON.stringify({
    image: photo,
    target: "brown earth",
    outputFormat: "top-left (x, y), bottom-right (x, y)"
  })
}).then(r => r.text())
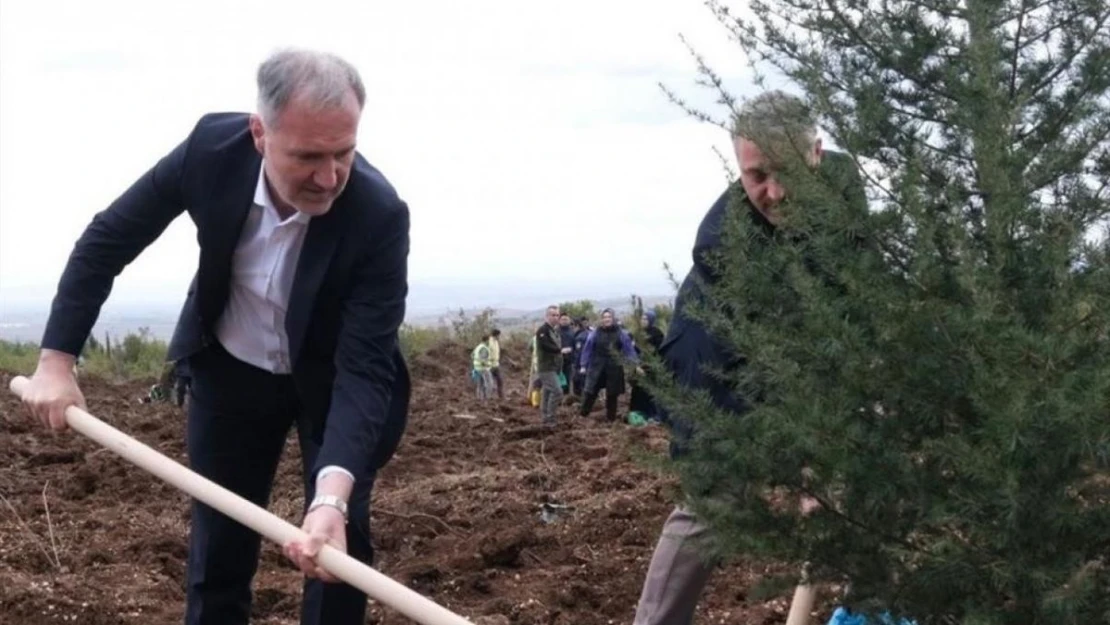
top-left (0, 342), bottom-right (821, 625)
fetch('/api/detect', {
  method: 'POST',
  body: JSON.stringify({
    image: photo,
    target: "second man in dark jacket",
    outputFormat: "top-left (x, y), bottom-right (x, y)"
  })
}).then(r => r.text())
top-left (535, 305), bottom-right (570, 425)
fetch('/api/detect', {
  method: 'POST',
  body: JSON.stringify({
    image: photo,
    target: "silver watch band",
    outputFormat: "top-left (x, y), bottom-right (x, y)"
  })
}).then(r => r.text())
top-left (307, 494), bottom-right (349, 521)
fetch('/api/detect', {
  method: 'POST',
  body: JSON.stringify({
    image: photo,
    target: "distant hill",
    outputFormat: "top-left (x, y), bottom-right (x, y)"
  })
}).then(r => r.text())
top-left (0, 294), bottom-right (676, 343)
top-left (405, 295), bottom-right (675, 330)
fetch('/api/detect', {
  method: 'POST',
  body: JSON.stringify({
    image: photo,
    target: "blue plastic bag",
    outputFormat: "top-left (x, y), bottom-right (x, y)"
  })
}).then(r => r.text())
top-left (827, 607), bottom-right (917, 625)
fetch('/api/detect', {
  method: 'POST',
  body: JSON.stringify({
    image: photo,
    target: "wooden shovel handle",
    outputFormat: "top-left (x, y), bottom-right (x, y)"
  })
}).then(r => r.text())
top-left (786, 582), bottom-right (817, 625)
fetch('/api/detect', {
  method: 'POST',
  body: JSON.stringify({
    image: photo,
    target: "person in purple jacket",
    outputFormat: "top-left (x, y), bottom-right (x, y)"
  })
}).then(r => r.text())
top-left (577, 308), bottom-right (639, 422)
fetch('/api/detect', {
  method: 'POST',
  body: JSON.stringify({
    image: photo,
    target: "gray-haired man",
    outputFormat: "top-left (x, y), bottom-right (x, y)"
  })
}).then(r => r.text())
top-left (20, 48), bottom-right (412, 625)
top-left (632, 90), bottom-right (866, 624)
top-left (535, 305), bottom-right (570, 424)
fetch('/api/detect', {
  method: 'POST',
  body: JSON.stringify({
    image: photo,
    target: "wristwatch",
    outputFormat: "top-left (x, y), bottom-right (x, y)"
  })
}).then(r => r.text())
top-left (307, 494), bottom-right (349, 522)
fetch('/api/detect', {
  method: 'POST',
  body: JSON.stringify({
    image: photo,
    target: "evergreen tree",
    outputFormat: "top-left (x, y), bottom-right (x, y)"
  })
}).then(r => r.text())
top-left (651, 0), bottom-right (1110, 622)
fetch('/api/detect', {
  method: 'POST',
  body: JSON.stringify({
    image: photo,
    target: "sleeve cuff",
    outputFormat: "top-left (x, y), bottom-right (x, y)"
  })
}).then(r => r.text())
top-left (316, 465), bottom-right (355, 483)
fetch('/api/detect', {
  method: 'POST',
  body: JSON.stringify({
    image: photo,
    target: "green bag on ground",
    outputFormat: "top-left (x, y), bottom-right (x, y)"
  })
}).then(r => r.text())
top-left (627, 411), bottom-right (647, 427)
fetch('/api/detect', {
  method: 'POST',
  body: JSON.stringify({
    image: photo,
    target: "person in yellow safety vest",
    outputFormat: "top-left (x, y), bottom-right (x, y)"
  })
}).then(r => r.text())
top-left (527, 325), bottom-right (541, 407)
top-left (471, 335), bottom-right (495, 401)
top-left (488, 328), bottom-right (505, 399)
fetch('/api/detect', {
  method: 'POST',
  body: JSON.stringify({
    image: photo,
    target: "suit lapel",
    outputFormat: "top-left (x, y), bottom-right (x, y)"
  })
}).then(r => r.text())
top-left (197, 149), bottom-right (260, 324)
top-left (286, 199), bottom-right (345, 365)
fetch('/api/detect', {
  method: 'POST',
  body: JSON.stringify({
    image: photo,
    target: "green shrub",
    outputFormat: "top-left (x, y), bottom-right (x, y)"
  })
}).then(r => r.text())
top-left (83, 328), bottom-right (168, 380)
top-left (0, 329), bottom-right (169, 381)
top-left (0, 340), bottom-right (43, 375)
top-left (448, 308), bottom-right (496, 348)
top-left (398, 324), bottom-right (450, 361)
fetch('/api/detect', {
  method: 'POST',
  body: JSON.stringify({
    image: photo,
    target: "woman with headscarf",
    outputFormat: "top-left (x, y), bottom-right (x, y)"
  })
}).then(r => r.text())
top-left (578, 308), bottom-right (639, 422)
top-left (629, 310), bottom-right (665, 419)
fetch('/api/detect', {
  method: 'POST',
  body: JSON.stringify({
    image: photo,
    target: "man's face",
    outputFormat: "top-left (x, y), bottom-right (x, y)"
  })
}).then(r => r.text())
top-left (734, 136), bottom-right (823, 222)
top-left (546, 308), bottom-right (560, 325)
top-left (249, 92), bottom-right (361, 217)
top-left (600, 312), bottom-right (614, 328)
top-left (559, 315), bottom-right (571, 327)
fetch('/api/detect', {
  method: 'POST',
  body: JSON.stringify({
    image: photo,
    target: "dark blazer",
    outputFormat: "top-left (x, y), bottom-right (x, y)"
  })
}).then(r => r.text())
top-left (41, 112), bottom-right (411, 483)
top-left (658, 150), bottom-right (866, 459)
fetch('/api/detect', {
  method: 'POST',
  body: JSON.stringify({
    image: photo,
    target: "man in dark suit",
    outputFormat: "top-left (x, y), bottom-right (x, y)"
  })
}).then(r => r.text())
top-left (20, 48), bottom-right (411, 625)
top-left (632, 91), bottom-right (867, 625)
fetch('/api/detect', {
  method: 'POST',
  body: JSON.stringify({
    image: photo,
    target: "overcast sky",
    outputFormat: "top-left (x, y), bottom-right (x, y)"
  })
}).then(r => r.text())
top-left (0, 0), bottom-right (762, 316)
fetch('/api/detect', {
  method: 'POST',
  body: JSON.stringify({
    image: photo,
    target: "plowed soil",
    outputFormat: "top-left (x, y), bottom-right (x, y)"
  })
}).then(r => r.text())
top-left (0, 341), bottom-right (816, 624)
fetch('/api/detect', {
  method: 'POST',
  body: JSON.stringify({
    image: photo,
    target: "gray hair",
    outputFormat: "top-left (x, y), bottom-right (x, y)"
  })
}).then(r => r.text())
top-left (256, 48), bottom-right (366, 126)
top-left (731, 90), bottom-right (818, 152)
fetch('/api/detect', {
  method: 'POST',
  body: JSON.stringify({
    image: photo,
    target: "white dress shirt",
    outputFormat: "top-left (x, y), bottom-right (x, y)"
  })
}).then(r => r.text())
top-left (216, 163), bottom-right (310, 374)
top-left (215, 163), bottom-right (352, 485)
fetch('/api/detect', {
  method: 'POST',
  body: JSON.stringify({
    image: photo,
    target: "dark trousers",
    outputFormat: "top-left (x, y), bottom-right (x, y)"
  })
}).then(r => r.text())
top-left (629, 379), bottom-right (653, 416)
top-left (580, 368), bottom-right (622, 421)
top-left (185, 344), bottom-right (374, 625)
top-left (572, 370), bottom-right (586, 396)
top-left (561, 360), bottom-right (574, 394)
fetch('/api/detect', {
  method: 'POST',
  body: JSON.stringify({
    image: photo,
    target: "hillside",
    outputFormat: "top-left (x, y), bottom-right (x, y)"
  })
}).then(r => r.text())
top-left (0, 341), bottom-right (817, 625)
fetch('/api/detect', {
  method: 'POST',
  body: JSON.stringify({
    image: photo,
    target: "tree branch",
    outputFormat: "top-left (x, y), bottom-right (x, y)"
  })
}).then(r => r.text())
top-left (822, 0), bottom-right (960, 105)
top-left (798, 484), bottom-right (924, 554)
top-left (1023, 11), bottom-right (1109, 100)
top-left (1009, 0), bottom-right (1032, 100)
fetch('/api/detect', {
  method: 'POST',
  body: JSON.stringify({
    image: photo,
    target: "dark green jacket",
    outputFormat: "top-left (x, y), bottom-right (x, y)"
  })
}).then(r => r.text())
top-left (535, 323), bottom-right (563, 373)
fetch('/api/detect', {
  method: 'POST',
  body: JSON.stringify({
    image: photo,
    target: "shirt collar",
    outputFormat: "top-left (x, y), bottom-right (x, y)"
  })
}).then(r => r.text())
top-left (255, 161), bottom-right (312, 225)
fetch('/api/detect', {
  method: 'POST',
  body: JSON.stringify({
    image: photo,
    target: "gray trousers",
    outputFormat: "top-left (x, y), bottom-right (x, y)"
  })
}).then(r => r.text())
top-left (537, 371), bottom-right (563, 423)
top-left (633, 506), bottom-right (716, 625)
top-left (475, 369), bottom-right (494, 400)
